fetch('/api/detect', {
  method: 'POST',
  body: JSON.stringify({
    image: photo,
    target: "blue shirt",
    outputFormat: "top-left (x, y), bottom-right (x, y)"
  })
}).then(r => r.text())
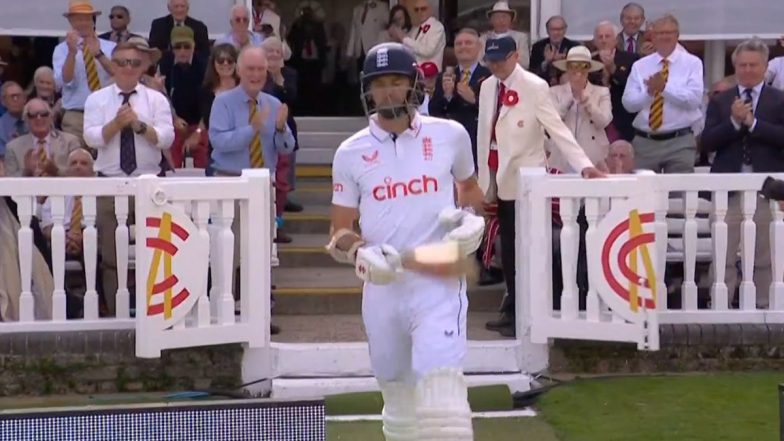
top-left (208, 86), bottom-right (295, 176)
top-left (0, 112), bottom-right (26, 157)
top-left (53, 38), bottom-right (116, 110)
top-left (214, 32), bottom-right (265, 49)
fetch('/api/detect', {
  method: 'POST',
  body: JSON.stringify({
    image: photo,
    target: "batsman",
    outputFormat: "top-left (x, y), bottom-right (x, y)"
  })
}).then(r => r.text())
top-left (327, 42), bottom-right (486, 440)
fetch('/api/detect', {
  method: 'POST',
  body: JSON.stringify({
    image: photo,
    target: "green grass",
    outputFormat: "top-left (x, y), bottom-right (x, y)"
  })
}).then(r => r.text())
top-left (327, 417), bottom-right (559, 441)
top-left (538, 372), bottom-right (784, 441)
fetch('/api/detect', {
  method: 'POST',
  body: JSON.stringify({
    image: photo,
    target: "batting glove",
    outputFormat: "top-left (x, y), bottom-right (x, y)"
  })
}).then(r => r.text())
top-left (355, 244), bottom-right (402, 285)
top-left (439, 207), bottom-right (486, 256)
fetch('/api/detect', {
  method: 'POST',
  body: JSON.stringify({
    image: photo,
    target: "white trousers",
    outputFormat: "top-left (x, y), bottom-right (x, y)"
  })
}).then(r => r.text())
top-left (362, 274), bottom-right (468, 384)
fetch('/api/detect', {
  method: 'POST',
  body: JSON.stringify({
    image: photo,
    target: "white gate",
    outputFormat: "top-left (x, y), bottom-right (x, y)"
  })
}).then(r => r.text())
top-left (134, 171), bottom-right (273, 358)
top-left (518, 169), bottom-right (660, 351)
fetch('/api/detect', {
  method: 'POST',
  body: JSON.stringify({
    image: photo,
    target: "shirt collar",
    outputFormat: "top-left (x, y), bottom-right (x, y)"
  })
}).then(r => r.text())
top-left (499, 64), bottom-right (521, 88)
top-left (652, 48), bottom-right (680, 65)
top-left (622, 32), bottom-right (638, 41)
top-left (368, 112), bottom-right (423, 141)
top-left (458, 62), bottom-right (478, 76)
top-left (738, 81), bottom-right (764, 96)
top-left (111, 82), bottom-right (143, 97)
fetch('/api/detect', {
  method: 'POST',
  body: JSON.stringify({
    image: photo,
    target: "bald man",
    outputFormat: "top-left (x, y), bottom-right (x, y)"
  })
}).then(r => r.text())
top-left (149, 0), bottom-right (210, 56)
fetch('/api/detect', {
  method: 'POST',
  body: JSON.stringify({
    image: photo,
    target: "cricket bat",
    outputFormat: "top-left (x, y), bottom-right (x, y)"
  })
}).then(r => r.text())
top-left (400, 241), bottom-right (478, 280)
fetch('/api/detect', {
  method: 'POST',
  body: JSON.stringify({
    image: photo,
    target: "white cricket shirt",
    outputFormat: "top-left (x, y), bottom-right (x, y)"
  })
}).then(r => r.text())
top-left (332, 113), bottom-right (475, 252)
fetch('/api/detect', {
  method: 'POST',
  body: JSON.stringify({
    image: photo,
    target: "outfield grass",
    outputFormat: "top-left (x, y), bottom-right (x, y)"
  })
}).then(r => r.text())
top-left (538, 372), bottom-right (783, 441)
top-left (327, 417), bottom-right (559, 440)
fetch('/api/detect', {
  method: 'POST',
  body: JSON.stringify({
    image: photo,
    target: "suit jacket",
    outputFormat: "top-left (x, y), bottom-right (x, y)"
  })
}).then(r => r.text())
top-left (98, 30), bottom-right (142, 43)
top-left (149, 15), bottom-right (210, 57)
top-left (589, 50), bottom-right (639, 141)
top-left (703, 85), bottom-right (784, 173)
top-left (264, 66), bottom-right (299, 150)
top-left (547, 82), bottom-right (612, 172)
top-left (429, 64), bottom-right (491, 167)
top-left (615, 32), bottom-right (645, 54)
top-left (3, 130), bottom-right (81, 177)
top-left (530, 37), bottom-right (580, 85)
top-left (346, 0), bottom-right (388, 58)
top-left (477, 65), bottom-right (593, 200)
top-left (479, 30), bottom-right (530, 69)
top-left (403, 16), bottom-right (446, 71)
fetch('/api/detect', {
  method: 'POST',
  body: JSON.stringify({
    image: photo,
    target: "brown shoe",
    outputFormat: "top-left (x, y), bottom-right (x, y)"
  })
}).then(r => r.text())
top-left (274, 231), bottom-right (293, 244)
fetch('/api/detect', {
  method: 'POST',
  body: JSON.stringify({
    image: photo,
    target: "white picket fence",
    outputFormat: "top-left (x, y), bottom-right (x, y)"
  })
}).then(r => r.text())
top-left (519, 168), bottom-right (784, 352)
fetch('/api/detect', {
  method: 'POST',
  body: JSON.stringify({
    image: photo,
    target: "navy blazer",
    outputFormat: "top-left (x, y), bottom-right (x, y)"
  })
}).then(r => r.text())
top-left (428, 64), bottom-right (491, 167)
top-left (703, 85), bottom-right (784, 173)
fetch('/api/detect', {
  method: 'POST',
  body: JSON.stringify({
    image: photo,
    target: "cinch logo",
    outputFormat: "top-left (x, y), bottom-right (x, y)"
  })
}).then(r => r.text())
top-left (372, 175), bottom-right (438, 201)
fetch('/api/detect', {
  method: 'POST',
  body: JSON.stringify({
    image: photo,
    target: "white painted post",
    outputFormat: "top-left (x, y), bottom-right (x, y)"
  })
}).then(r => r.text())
top-left (83, 196), bottom-right (99, 320)
top-left (17, 196), bottom-right (35, 322)
top-left (559, 197), bottom-right (578, 320)
top-left (770, 200), bottom-right (784, 310)
top-left (584, 198), bottom-right (600, 322)
top-left (219, 199), bottom-right (236, 325)
top-left (682, 191), bottom-right (699, 310)
top-left (209, 201), bottom-right (222, 319)
top-left (195, 201), bottom-right (212, 327)
top-left (241, 170), bottom-right (272, 351)
top-left (739, 191), bottom-right (757, 310)
top-left (135, 175), bottom-right (159, 358)
top-left (50, 196), bottom-right (67, 321)
top-left (115, 196), bottom-right (131, 319)
top-left (711, 191), bottom-right (729, 310)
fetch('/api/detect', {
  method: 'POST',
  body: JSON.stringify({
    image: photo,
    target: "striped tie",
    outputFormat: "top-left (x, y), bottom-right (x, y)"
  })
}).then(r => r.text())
top-left (248, 99), bottom-right (264, 168)
top-left (648, 58), bottom-right (669, 131)
top-left (461, 68), bottom-right (470, 84)
top-left (70, 196), bottom-right (83, 233)
top-left (37, 139), bottom-right (47, 164)
top-left (83, 47), bottom-right (101, 92)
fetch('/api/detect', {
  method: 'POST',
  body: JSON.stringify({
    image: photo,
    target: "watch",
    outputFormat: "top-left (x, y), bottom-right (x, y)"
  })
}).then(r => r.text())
top-left (134, 122), bottom-right (148, 135)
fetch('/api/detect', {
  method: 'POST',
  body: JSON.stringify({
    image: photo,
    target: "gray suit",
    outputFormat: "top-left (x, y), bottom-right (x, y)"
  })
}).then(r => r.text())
top-left (4, 130), bottom-right (82, 177)
top-left (616, 32), bottom-right (645, 55)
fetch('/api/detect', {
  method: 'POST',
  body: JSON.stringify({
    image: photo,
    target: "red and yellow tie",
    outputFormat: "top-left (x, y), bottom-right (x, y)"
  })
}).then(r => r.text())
top-left (37, 139), bottom-right (47, 164)
top-left (83, 48), bottom-right (101, 92)
top-left (70, 196), bottom-right (83, 233)
top-left (648, 58), bottom-right (669, 131)
top-left (461, 69), bottom-right (470, 84)
top-left (248, 99), bottom-right (264, 168)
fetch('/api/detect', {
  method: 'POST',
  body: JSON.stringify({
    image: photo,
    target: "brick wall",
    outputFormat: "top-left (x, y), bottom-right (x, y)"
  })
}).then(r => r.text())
top-left (0, 330), bottom-right (242, 396)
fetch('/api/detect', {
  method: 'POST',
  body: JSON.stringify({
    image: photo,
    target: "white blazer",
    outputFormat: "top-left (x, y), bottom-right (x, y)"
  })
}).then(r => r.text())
top-left (346, 0), bottom-right (389, 58)
top-left (477, 65), bottom-right (593, 200)
top-left (547, 82), bottom-right (612, 173)
top-left (402, 16), bottom-right (446, 71)
top-left (480, 30), bottom-right (530, 69)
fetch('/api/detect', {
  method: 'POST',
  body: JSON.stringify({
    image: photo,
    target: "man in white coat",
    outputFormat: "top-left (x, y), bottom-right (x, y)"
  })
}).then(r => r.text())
top-left (388, 0), bottom-right (446, 70)
top-left (480, 1), bottom-right (530, 69)
top-left (478, 37), bottom-right (604, 337)
top-left (346, 0), bottom-right (389, 69)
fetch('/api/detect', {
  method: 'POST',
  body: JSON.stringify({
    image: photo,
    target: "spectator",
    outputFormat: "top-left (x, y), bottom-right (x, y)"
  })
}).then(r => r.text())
top-left (215, 5), bottom-right (265, 50)
top-left (617, 2), bottom-right (653, 56)
top-left (0, 56), bottom-right (7, 116)
top-left (149, 0), bottom-right (210, 57)
top-left (53, 0), bottom-right (116, 149)
top-left (702, 38), bottom-right (784, 309)
top-left (549, 46), bottom-right (612, 173)
top-left (346, 0), bottom-right (388, 71)
top-left (606, 139), bottom-right (635, 173)
top-left (0, 82), bottom-right (28, 158)
top-left (417, 61), bottom-right (439, 115)
top-left (252, 0), bottom-right (292, 60)
top-left (767, 36), bottom-right (784, 91)
top-left (28, 67), bottom-right (64, 128)
top-left (99, 5), bottom-right (140, 43)
top-left (378, 5), bottom-right (412, 45)
top-left (288, 5), bottom-right (328, 116)
top-left (196, 44), bottom-right (239, 176)
top-left (389, 0), bottom-right (446, 71)
top-left (324, 23), bottom-right (352, 115)
top-left (160, 26), bottom-right (208, 168)
top-left (590, 21), bottom-right (639, 142)
top-left (480, 1), bottom-right (530, 69)
top-left (430, 28), bottom-right (490, 167)
top-left (4, 98), bottom-right (80, 177)
top-left (622, 14), bottom-right (703, 173)
top-left (530, 16), bottom-right (579, 86)
top-left (83, 42), bottom-right (175, 314)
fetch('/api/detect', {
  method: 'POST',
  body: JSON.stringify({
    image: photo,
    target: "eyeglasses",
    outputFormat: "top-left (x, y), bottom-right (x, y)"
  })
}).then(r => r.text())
top-left (173, 44), bottom-right (193, 50)
top-left (27, 111), bottom-right (51, 119)
top-left (215, 56), bottom-right (236, 65)
top-left (113, 58), bottom-right (143, 67)
top-left (566, 62), bottom-right (591, 70)
top-left (109, 14), bottom-right (125, 19)
top-left (233, 17), bottom-right (250, 23)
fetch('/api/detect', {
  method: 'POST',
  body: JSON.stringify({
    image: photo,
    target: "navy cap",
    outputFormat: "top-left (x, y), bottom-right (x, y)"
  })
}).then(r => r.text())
top-left (484, 36), bottom-right (517, 62)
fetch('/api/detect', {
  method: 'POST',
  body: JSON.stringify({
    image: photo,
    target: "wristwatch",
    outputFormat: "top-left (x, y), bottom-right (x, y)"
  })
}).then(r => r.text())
top-left (134, 122), bottom-right (148, 135)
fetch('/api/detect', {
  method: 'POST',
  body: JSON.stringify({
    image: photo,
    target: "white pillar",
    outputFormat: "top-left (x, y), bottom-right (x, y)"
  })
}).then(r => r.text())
top-left (704, 40), bottom-right (727, 88)
top-left (535, 0), bottom-right (562, 41)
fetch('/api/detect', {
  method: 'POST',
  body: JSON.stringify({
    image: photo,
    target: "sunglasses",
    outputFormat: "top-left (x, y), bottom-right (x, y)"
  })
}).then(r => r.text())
top-left (27, 111), bottom-right (51, 119)
top-left (173, 44), bottom-right (193, 50)
top-left (233, 17), bottom-right (250, 23)
top-left (113, 58), bottom-right (143, 67)
top-left (215, 56), bottom-right (236, 65)
top-left (566, 62), bottom-right (591, 70)
top-left (109, 14), bottom-right (125, 19)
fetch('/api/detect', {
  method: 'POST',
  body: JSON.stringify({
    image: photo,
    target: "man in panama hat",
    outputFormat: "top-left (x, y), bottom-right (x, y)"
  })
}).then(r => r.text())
top-left (479, 1), bottom-right (530, 69)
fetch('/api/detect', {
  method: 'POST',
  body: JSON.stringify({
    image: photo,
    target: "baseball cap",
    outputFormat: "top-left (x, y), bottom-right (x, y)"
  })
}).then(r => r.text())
top-left (419, 61), bottom-right (439, 79)
top-left (170, 26), bottom-right (195, 45)
top-left (484, 36), bottom-right (516, 62)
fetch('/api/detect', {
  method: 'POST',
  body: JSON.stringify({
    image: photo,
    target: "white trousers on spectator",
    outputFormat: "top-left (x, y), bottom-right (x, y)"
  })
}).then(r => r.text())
top-left (362, 273), bottom-right (468, 384)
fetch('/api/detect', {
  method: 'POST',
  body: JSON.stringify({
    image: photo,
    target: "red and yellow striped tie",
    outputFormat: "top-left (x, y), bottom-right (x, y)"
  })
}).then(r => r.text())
top-left (461, 68), bottom-right (470, 84)
top-left (248, 99), bottom-right (264, 168)
top-left (648, 58), bottom-right (669, 131)
top-left (70, 196), bottom-right (83, 233)
top-left (83, 48), bottom-right (101, 92)
top-left (37, 139), bottom-right (47, 164)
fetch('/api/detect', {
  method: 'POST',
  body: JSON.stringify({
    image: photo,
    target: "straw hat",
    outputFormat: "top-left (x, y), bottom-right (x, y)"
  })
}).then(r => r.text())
top-left (553, 46), bottom-right (604, 72)
top-left (127, 36), bottom-right (162, 64)
top-left (487, 1), bottom-right (516, 20)
top-left (63, 0), bottom-right (102, 17)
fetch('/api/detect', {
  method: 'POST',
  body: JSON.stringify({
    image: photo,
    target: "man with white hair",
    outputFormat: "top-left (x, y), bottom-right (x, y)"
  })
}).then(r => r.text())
top-left (766, 36), bottom-right (784, 91)
top-left (149, 0), bottom-right (210, 57)
top-left (215, 5), bottom-right (265, 49)
top-left (606, 139), bottom-right (635, 174)
top-left (387, 0), bottom-right (446, 70)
